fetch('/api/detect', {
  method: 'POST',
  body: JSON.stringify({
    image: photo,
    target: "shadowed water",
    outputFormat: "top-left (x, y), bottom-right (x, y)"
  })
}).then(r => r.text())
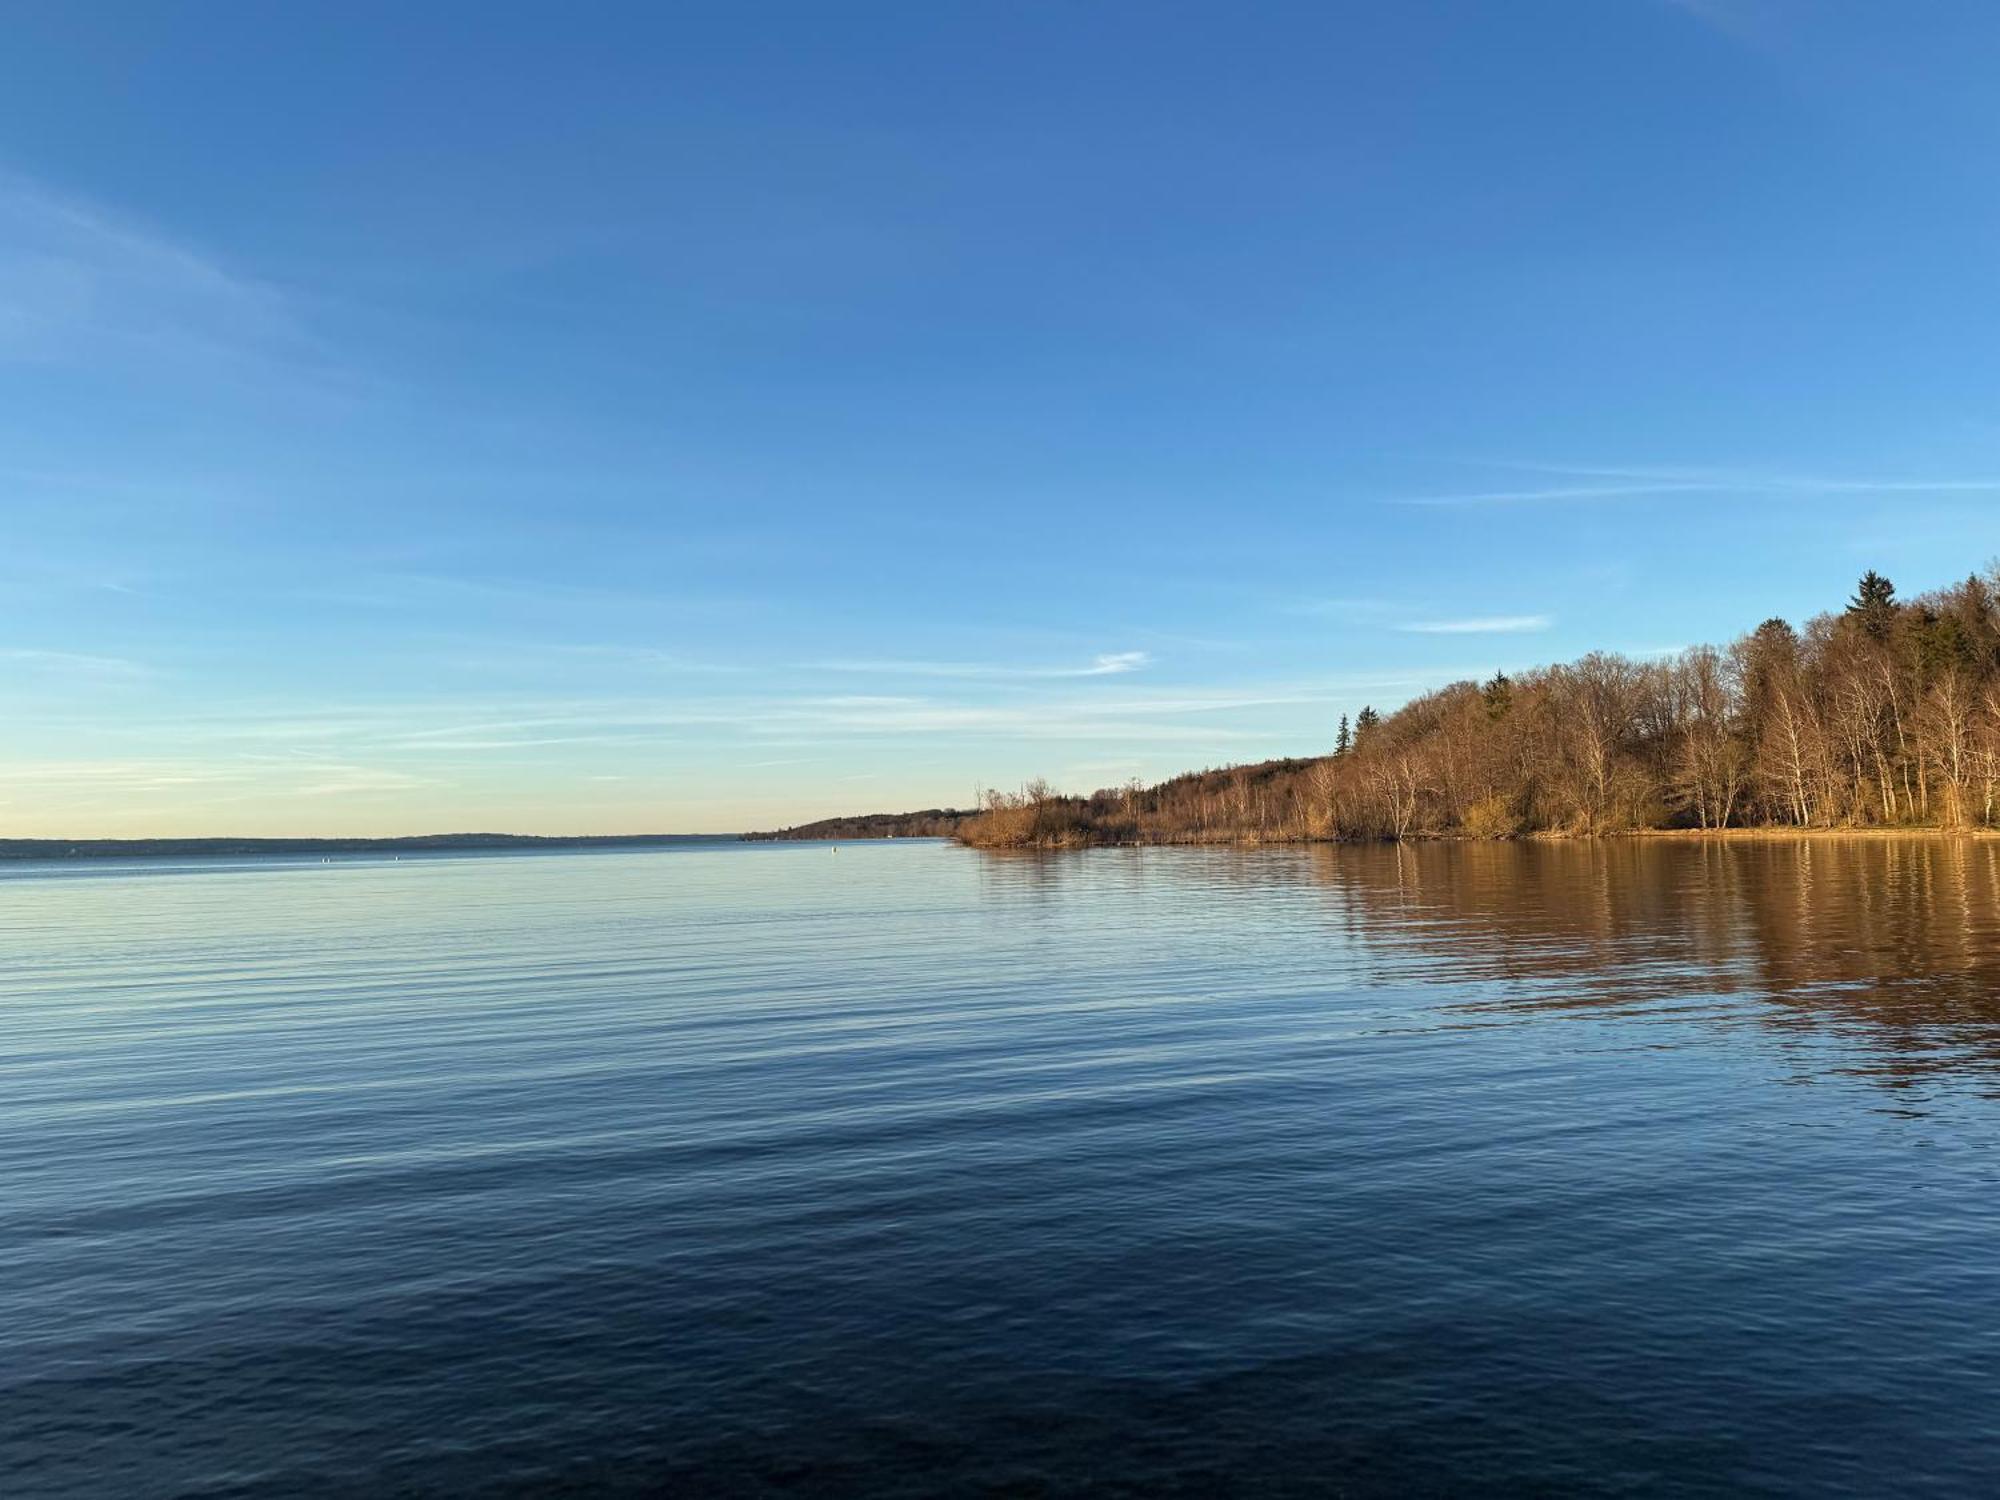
top-left (6, 837), bottom-right (2000, 1496)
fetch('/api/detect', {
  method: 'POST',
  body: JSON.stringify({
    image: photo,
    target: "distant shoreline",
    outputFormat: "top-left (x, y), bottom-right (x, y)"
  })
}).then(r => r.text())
top-left (10, 824), bottom-right (1990, 863)
top-left (744, 809), bottom-right (973, 842)
top-left (0, 834), bottom-right (737, 861)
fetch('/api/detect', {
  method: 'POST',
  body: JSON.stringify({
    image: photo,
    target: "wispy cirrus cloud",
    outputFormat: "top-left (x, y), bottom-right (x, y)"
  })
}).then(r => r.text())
top-left (1392, 482), bottom-right (1709, 507)
top-left (0, 169), bottom-right (310, 375)
top-left (0, 756), bottom-right (440, 825)
top-left (294, 765), bottom-right (437, 798)
top-left (1663, 0), bottom-right (1740, 25)
top-left (0, 760), bottom-right (236, 792)
top-left (810, 650), bottom-right (1152, 679)
top-left (1289, 598), bottom-right (1557, 637)
top-left (1399, 616), bottom-right (1552, 635)
top-left (1393, 462), bottom-right (2000, 507)
top-left (1659, 0), bottom-right (1775, 45)
top-left (1538, 461), bottom-right (2000, 493)
top-left (1284, 597), bottom-right (1404, 621)
top-left (0, 647), bottom-right (154, 679)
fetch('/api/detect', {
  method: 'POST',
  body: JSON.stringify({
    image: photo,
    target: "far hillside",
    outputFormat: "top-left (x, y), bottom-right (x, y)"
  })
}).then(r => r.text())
top-left (744, 809), bottom-right (973, 841)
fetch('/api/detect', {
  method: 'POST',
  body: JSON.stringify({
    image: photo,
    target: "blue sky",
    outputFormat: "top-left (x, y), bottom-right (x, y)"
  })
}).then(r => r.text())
top-left (4, 0), bottom-right (2000, 835)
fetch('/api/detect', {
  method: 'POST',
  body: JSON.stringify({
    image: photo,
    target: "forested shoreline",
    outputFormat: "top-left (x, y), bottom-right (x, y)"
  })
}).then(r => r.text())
top-left (744, 809), bottom-right (973, 841)
top-left (957, 569), bottom-right (2000, 848)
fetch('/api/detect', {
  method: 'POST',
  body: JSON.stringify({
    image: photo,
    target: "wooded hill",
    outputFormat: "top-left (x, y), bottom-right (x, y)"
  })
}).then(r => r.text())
top-left (958, 569), bottom-right (2000, 848)
top-left (744, 809), bottom-right (973, 841)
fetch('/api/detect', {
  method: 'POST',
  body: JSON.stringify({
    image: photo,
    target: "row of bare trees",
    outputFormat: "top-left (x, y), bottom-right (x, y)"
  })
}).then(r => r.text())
top-left (958, 570), bottom-right (2000, 845)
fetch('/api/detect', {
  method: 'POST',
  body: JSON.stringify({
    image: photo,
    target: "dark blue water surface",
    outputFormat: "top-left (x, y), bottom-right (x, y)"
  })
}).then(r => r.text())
top-left (8, 837), bottom-right (2000, 1496)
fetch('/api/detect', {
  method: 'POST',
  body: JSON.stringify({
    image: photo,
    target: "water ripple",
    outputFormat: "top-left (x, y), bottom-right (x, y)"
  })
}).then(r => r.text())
top-left (7, 839), bottom-right (2000, 1495)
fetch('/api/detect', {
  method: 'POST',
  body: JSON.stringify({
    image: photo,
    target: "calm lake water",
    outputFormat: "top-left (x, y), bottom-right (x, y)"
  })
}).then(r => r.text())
top-left (8, 837), bottom-right (2000, 1496)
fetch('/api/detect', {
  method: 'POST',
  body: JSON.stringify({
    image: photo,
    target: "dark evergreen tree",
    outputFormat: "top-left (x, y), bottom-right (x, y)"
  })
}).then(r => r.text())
top-left (1482, 672), bottom-right (1514, 720)
top-left (1335, 714), bottom-right (1351, 756)
top-left (1355, 705), bottom-right (1380, 744)
top-left (1847, 570), bottom-right (1898, 641)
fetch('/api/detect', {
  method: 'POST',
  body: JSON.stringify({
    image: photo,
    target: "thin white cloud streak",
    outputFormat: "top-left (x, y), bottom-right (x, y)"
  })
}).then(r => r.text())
top-left (1284, 597), bottom-right (1403, 621)
top-left (1394, 483), bottom-right (1711, 507)
top-left (392, 734), bottom-right (644, 752)
top-left (0, 170), bottom-right (308, 374)
top-left (0, 760), bottom-right (443, 838)
top-left (1399, 616), bottom-right (1553, 635)
top-left (1664, 0), bottom-right (1737, 25)
top-left (302, 572), bottom-right (760, 620)
top-left (294, 766), bottom-right (436, 798)
top-left (0, 647), bottom-right (153, 678)
top-left (1398, 462), bottom-right (2000, 507)
top-left (0, 761), bottom-right (237, 790)
top-left (810, 651), bottom-right (1152, 679)
top-left (1660, 0), bottom-right (1773, 45)
top-left (1536, 460), bottom-right (2000, 493)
